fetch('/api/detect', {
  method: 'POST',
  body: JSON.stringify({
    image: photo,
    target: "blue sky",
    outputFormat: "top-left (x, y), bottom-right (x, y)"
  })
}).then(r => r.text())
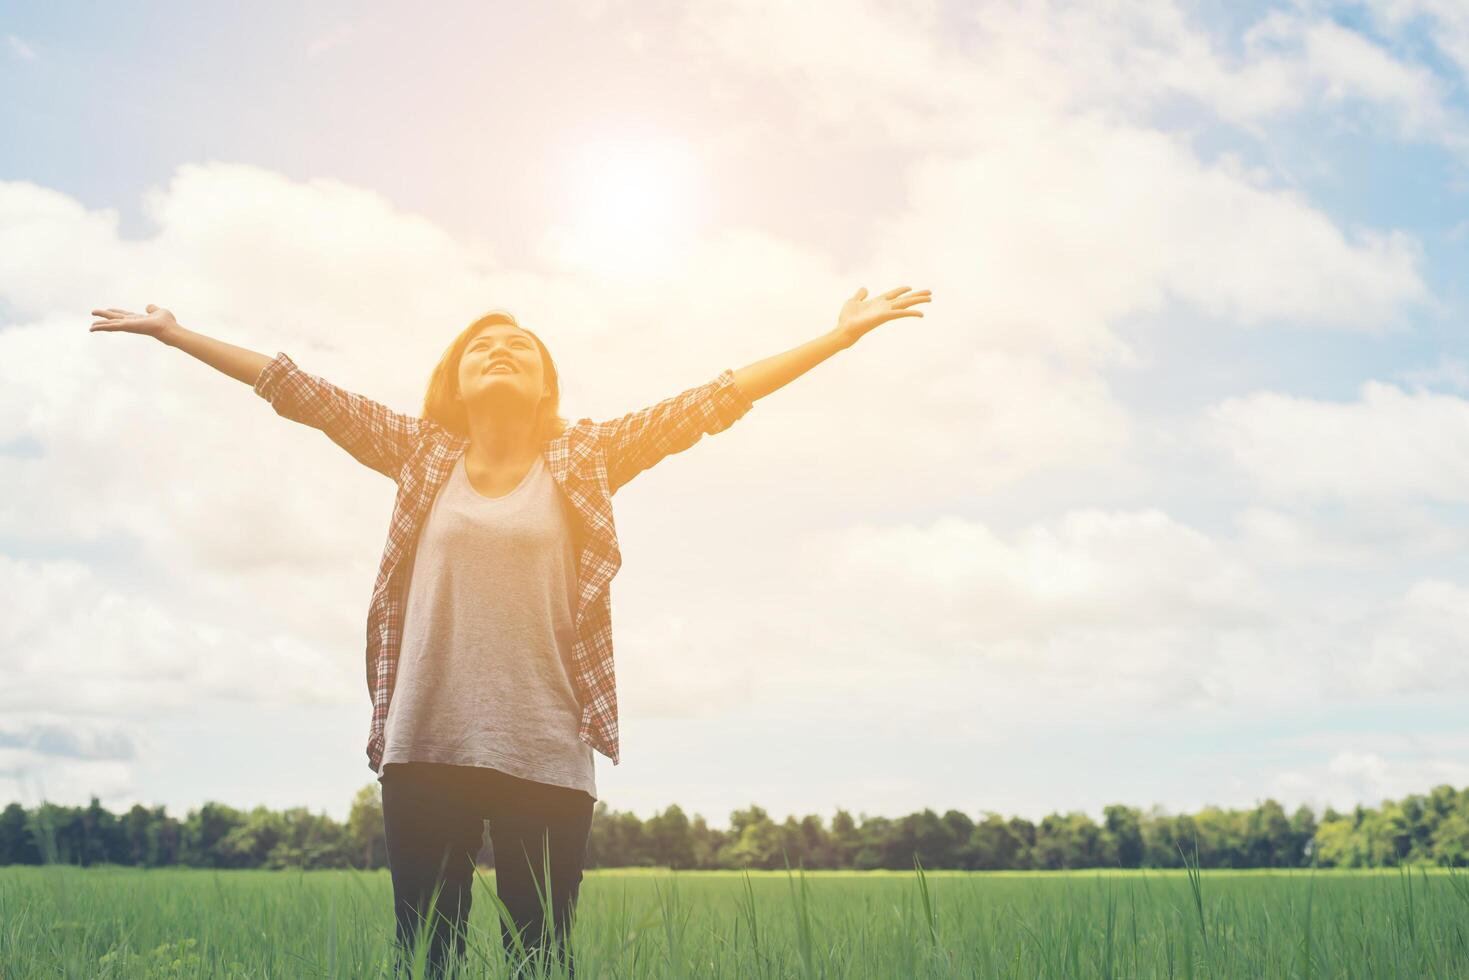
top-left (5, 0), bottom-right (1469, 827)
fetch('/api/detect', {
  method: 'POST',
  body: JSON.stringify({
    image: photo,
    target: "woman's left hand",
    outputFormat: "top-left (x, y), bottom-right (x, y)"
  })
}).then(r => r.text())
top-left (832, 285), bottom-right (932, 349)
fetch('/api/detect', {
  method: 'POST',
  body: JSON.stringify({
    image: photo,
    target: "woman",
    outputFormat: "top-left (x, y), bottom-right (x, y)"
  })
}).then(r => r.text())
top-left (87, 285), bottom-right (931, 976)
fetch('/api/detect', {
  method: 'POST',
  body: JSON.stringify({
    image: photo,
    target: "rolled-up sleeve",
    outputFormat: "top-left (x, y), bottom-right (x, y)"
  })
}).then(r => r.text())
top-left (253, 351), bottom-right (428, 481)
top-left (252, 351), bottom-right (296, 402)
top-left (595, 368), bottom-right (755, 493)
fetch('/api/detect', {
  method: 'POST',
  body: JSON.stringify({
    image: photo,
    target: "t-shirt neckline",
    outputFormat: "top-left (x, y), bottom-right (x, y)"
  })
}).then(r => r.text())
top-left (458, 453), bottom-right (542, 502)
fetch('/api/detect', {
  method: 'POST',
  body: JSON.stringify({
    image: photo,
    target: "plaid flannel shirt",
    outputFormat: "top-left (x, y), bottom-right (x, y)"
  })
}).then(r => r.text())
top-left (252, 351), bottom-right (755, 773)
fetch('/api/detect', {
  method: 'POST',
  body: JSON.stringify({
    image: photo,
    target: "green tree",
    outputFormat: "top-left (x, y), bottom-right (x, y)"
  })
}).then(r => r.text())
top-left (1290, 805), bottom-right (1317, 867)
top-left (850, 816), bottom-right (893, 871)
top-left (347, 784), bottom-right (386, 869)
top-left (797, 814), bottom-right (834, 868)
top-left (1432, 807), bottom-right (1469, 866)
top-left (80, 796), bottom-right (126, 866)
top-left (218, 806), bottom-right (287, 868)
top-left (688, 814), bottom-right (725, 869)
top-left (146, 807), bottom-right (183, 867)
top-left (968, 813), bottom-right (1025, 870)
top-left (1313, 817), bottom-right (1361, 867)
top-left (1103, 805), bottom-right (1144, 868)
top-left (719, 806), bottom-right (783, 869)
top-left (266, 807), bottom-right (357, 869)
top-left (0, 803), bottom-right (42, 865)
top-left (180, 803), bottom-right (246, 868)
top-left (828, 810), bottom-right (861, 867)
top-left (887, 809), bottom-right (959, 869)
top-left (586, 804), bottom-right (652, 867)
top-left (1242, 800), bottom-right (1294, 868)
top-left (646, 804), bottom-right (695, 869)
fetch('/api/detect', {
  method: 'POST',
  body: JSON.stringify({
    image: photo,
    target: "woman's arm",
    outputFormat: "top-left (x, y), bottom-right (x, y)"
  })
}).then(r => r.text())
top-left (161, 322), bottom-right (275, 387)
top-left (91, 304), bottom-right (273, 385)
top-left (595, 285), bottom-right (930, 492)
top-left (90, 304), bottom-right (427, 480)
top-left (731, 285), bottom-right (931, 401)
top-left (596, 368), bottom-right (754, 494)
top-left (249, 352), bottom-right (427, 480)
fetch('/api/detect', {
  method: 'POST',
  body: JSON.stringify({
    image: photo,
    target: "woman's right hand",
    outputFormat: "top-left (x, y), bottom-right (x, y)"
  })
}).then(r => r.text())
top-left (89, 304), bottom-right (178, 342)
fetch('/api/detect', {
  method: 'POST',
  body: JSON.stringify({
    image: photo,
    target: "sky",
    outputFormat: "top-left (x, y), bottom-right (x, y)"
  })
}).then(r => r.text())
top-left (3, 0), bottom-right (1469, 828)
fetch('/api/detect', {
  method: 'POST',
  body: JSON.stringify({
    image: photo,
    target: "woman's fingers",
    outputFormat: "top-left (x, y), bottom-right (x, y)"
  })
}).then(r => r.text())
top-left (89, 306), bottom-right (154, 331)
top-left (880, 287), bottom-right (931, 303)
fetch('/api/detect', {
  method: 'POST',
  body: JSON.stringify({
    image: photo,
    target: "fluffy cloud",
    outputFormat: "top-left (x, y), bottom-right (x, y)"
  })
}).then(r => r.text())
top-left (0, 712), bottom-right (143, 809)
top-left (1271, 733), bottom-right (1469, 812)
top-left (684, 0), bottom-right (1469, 157)
top-left (1349, 0), bottom-right (1469, 91)
top-left (1235, 505), bottom-right (1469, 567)
top-left (629, 506), bottom-right (1469, 729)
top-left (614, 508), bottom-right (1278, 727)
top-left (687, 0), bottom-right (1429, 354)
top-left (0, 553), bottom-right (354, 717)
top-left (1207, 382), bottom-right (1469, 501)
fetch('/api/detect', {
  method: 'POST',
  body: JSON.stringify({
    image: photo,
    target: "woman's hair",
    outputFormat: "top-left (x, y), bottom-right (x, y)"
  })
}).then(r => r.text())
top-left (422, 310), bottom-right (570, 442)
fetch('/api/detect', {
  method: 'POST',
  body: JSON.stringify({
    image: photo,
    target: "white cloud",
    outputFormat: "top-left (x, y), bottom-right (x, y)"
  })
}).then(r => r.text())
top-left (4, 34), bottom-right (38, 62)
top-left (943, 2), bottom-right (1469, 156)
top-left (0, 713), bottom-right (138, 761)
top-left (1359, 579), bottom-right (1469, 694)
top-left (684, 0), bottom-right (1428, 359)
top-left (602, 506), bottom-right (1295, 729)
top-left (1238, 11), bottom-right (1469, 153)
top-left (680, 509), bottom-right (1288, 724)
top-left (1208, 382), bottom-right (1469, 501)
top-left (0, 552), bottom-right (355, 717)
top-left (0, 548), bottom-right (360, 807)
top-left (1399, 355), bottom-right (1469, 392)
top-left (0, 713), bottom-right (146, 810)
top-left (1235, 505), bottom-right (1469, 567)
top-left (0, 756), bottom-right (137, 812)
top-left (872, 116), bottom-right (1424, 352)
top-left (643, 507), bottom-right (1469, 732)
top-left (1271, 735), bottom-right (1469, 812)
top-left (683, 0), bottom-right (1469, 160)
top-left (1349, 0), bottom-right (1469, 89)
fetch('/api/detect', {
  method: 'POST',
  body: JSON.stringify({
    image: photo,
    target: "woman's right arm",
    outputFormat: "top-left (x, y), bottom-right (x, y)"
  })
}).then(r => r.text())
top-left (90, 304), bottom-right (429, 480)
top-left (92, 303), bottom-right (272, 384)
top-left (163, 322), bottom-right (274, 386)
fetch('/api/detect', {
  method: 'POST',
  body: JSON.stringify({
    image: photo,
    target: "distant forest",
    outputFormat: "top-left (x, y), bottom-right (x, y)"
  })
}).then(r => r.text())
top-left (4, 784), bottom-right (1469, 871)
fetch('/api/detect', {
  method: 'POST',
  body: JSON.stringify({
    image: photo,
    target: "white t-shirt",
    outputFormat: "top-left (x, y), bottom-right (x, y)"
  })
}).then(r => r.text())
top-left (379, 452), bottom-right (596, 798)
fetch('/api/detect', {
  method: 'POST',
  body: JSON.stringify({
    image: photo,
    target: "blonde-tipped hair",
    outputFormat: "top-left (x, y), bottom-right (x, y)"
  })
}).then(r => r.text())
top-left (422, 310), bottom-right (570, 442)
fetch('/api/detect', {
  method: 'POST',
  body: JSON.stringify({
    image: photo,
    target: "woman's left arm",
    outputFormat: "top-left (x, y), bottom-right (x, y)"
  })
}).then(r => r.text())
top-left (731, 285), bottom-right (931, 401)
top-left (597, 284), bottom-right (931, 492)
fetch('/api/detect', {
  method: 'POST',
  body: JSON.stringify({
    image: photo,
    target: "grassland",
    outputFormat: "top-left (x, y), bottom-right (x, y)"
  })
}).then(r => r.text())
top-left (6, 861), bottom-right (1469, 977)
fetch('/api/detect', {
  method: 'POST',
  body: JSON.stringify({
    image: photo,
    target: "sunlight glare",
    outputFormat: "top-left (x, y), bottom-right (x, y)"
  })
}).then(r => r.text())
top-left (542, 136), bottom-right (705, 284)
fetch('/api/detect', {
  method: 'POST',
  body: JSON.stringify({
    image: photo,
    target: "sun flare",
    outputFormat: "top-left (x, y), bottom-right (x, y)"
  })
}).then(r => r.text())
top-left (543, 136), bottom-right (704, 283)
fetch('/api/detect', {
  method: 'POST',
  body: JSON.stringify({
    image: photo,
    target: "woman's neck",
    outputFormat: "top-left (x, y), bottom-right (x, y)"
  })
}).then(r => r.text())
top-left (464, 415), bottom-right (540, 467)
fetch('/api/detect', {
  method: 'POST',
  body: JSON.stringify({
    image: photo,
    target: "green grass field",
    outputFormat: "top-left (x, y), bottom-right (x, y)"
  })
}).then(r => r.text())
top-left (7, 862), bottom-right (1469, 978)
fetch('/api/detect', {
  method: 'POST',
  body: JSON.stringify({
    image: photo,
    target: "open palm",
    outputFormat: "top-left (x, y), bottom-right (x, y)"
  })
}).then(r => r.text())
top-left (835, 286), bottom-right (931, 348)
top-left (89, 304), bottom-right (177, 340)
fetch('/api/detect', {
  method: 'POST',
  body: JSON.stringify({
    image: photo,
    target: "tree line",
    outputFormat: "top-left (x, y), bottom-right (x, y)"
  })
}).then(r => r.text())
top-left (5, 783), bottom-right (1469, 871)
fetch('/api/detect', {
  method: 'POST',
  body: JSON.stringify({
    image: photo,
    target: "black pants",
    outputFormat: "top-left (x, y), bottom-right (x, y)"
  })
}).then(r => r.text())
top-left (380, 761), bottom-right (595, 978)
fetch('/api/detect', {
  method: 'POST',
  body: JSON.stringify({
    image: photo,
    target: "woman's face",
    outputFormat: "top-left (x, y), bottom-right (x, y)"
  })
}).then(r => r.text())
top-left (455, 323), bottom-right (548, 421)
